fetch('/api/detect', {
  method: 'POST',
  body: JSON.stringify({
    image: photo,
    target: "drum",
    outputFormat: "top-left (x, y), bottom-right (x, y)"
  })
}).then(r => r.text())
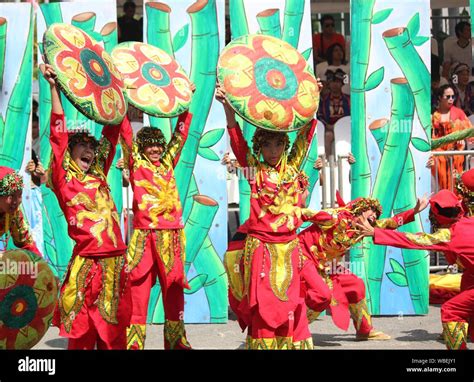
top-left (111, 41), bottom-right (193, 118)
top-left (43, 23), bottom-right (127, 125)
top-left (0, 250), bottom-right (58, 349)
top-left (217, 34), bottom-right (319, 132)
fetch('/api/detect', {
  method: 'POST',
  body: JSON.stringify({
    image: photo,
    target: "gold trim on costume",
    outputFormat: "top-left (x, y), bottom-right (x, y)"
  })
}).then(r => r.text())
top-left (405, 229), bottom-right (451, 246)
top-left (127, 324), bottom-right (146, 350)
top-left (267, 239), bottom-right (298, 302)
top-left (349, 299), bottom-right (372, 331)
top-left (442, 321), bottom-right (468, 350)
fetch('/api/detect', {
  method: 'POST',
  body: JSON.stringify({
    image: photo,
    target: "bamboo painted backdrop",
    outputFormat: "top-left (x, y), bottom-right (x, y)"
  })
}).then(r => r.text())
top-left (144, 0), bottom-right (228, 324)
top-left (0, 3), bottom-right (35, 252)
top-left (37, 1), bottom-right (122, 278)
top-left (350, 0), bottom-right (431, 315)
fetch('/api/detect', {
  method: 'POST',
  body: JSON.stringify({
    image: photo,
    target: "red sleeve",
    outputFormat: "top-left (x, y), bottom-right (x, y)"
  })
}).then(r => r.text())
top-left (392, 209), bottom-right (416, 227)
top-left (119, 115), bottom-right (134, 170)
top-left (101, 123), bottom-right (120, 175)
top-left (49, 113), bottom-right (68, 191)
top-left (373, 228), bottom-right (450, 251)
top-left (171, 111), bottom-right (192, 167)
top-left (227, 123), bottom-right (250, 168)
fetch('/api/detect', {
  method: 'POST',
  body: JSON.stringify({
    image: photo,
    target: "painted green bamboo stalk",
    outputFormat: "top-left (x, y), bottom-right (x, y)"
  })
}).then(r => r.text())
top-left (370, 121), bottom-right (429, 315)
top-left (193, 236), bottom-right (228, 323)
top-left (431, 128), bottom-right (474, 149)
top-left (0, 17), bottom-right (7, 91)
top-left (383, 28), bottom-right (431, 139)
top-left (71, 12), bottom-right (96, 35)
top-left (257, 9), bottom-right (281, 38)
top-left (41, 3), bottom-right (63, 28)
top-left (175, 0), bottom-right (219, 205)
top-left (281, 0), bottom-right (305, 48)
top-left (228, 0), bottom-right (254, 224)
top-left (229, 0), bottom-right (249, 40)
top-left (300, 131), bottom-right (319, 206)
top-left (184, 195), bottom-right (219, 272)
top-left (101, 22), bottom-right (118, 53)
top-left (368, 78), bottom-right (414, 315)
top-left (145, 1), bottom-right (174, 142)
top-left (349, 0), bottom-right (375, 309)
top-left (1, 7), bottom-right (33, 169)
top-left (182, 174), bottom-right (199, 223)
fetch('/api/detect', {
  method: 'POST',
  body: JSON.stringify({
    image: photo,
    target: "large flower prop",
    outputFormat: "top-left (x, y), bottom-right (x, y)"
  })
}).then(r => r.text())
top-left (43, 23), bottom-right (127, 125)
top-left (111, 42), bottom-right (193, 118)
top-left (217, 34), bottom-right (319, 132)
top-left (0, 250), bottom-right (58, 349)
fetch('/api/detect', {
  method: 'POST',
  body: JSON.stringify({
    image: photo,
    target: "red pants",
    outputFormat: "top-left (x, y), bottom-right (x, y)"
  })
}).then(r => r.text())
top-left (53, 254), bottom-right (131, 350)
top-left (302, 261), bottom-right (372, 335)
top-left (127, 229), bottom-right (189, 350)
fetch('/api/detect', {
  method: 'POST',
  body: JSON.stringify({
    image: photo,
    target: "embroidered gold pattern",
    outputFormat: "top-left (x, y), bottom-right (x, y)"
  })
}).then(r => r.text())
top-left (349, 299), bottom-right (372, 331)
top-left (267, 239), bottom-right (298, 302)
top-left (442, 321), bottom-right (468, 350)
top-left (127, 324), bottom-right (146, 350)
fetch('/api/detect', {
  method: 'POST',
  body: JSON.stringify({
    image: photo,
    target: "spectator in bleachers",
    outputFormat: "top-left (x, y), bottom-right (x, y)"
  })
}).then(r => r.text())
top-left (316, 43), bottom-right (350, 96)
top-left (118, 1), bottom-right (142, 43)
top-left (442, 21), bottom-right (471, 78)
top-left (313, 15), bottom-right (346, 66)
top-left (430, 84), bottom-right (471, 191)
top-left (449, 62), bottom-right (474, 116)
top-left (317, 68), bottom-right (350, 157)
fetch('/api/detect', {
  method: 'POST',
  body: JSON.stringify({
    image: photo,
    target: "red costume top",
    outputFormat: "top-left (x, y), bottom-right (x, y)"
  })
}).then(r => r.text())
top-left (0, 209), bottom-right (41, 256)
top-left (49, 113), bottom-right (126, 257)
top-left (119, 113), bottom-right (192, 230)
top-left (228, 121), bottom-right (317, 242)
top-left (299, 206), bottom-right (416, 266)
top-left (374, 190), bottom-right (473, 273)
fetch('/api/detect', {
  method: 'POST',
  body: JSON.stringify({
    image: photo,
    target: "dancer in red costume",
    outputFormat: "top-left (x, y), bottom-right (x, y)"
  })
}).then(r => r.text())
top-left (0, 167), bottom-right (41, 256)
top-left (357, 189), bottom-right (474, 350)
top-left (297, 194), bottom-right (429, 341)
top-left (217, 83), bottom-right (321, 350)
top-left (119, 91), bottom-right (194, 350)
top-left (42, 64), bottom-right (131, 350)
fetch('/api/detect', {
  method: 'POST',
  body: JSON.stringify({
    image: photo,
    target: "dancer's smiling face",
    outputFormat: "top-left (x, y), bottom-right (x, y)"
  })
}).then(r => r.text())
top-left (144, 144), bottom-right (164, 163)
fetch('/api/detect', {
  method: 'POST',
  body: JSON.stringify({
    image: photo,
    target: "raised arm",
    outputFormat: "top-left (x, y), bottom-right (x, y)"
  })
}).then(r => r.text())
top-left (41, 64), bottom-right (67, 191)
top-left (215, 83), bottom-right (252, 168)
top-left (162, 111), bottom-right (193, 168)
top-left (288, 119), bottom-right (317, 168)
top-left (118, 114), bottom-right (134, 171)
top-left (98, 121), bottom-right (122, 176)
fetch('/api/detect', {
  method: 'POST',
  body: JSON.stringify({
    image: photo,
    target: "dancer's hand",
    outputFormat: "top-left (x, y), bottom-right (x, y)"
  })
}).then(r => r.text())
top-left (355, 217), bottom-right (375, 237)
top-left (39, 64), bottom-right (57, 87)
top-left (414, 193), bottom-right (431, 214)
top-left (215, 83), bottom-right (237, 128)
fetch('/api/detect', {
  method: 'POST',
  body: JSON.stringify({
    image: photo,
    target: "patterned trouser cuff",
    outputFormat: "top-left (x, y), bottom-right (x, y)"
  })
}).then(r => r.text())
top-left (164, 320), bottom-right (192, 350)
top-left (349, 298), bottom-right (372, 333)
top-left (127, 324), bottom-right (146, 350)
top-left (442, 321), bottom-right (468, 350)
top-left (293, 337), bottom-right (314, 350)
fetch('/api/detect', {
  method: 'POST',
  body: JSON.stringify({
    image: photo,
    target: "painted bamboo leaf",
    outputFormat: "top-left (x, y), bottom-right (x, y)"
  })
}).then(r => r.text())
top-left (199, 128), bottom-right (224, 148)
top-left (412, 36), bottom-right (429, 46)
top-left (386, 272), bottom-right (409, 287)
top-left (198, 147), bottom-right (220, 161)
top-left (389, 258), bottom-right (406, 276)
top-left (173, 23), bottom-right (189, 52)
top-left (411, 137), bottom-right (431, 152)
top-left (184, 274), bottom-right (208, 294)
top-left (302, 47), bottom-right (312, 61)
top-left (407, 13), bottom-right (420, 38)
top-left (372, 9), bottom-right (393, 25)
top-left (364, 67), bottom-right (384, 91)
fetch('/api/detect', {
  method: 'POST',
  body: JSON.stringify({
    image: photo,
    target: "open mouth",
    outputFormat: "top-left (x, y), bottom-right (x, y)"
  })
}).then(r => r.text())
top-left (80, 154), bottom-right (93, 168)
top-left (368, 216), bottom-right (376, 226)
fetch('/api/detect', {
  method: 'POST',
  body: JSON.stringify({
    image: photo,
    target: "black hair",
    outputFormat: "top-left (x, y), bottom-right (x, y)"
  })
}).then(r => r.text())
top-left (455, 21), bottom-right (470, 38)
top-left (326, 43), bottom-right (347, 65)
top-left (437, 83), bottom-right (455, 99)
top-left (431, 54), bottom-right (440, 82)
top-left (123, 1), bottom-right (136, 11)
top-left (32, 114), bottom-right (39, 123)
top-left (320, 15), bottom-right (335, 26)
